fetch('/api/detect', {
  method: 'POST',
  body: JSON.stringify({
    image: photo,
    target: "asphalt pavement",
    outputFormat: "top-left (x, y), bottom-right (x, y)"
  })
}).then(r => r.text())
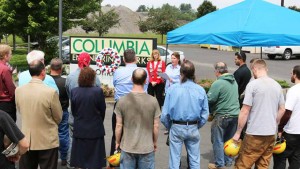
top-left (169, 45), bottom-right (296, 83)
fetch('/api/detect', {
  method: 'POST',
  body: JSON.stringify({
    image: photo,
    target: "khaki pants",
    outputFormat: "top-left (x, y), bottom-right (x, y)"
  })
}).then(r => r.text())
top-left (235, 134), bottom-right (275, 169)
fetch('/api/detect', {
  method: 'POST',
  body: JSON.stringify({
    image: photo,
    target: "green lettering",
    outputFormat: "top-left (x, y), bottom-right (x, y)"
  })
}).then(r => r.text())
top-left (95, 40), bottom-right (101, 53)
top-left (135, 41), bottom-right (138, 54)
top-left (113, 41), bottom-right (125, 53)
top-left (127, 41), bottom-right (134, 50)
top-left (83, 39), bottom-right (94, 53)
top-left (140, 42), bottom-right (150, 55)
top-left (73, 39), bottom-right (82, 52)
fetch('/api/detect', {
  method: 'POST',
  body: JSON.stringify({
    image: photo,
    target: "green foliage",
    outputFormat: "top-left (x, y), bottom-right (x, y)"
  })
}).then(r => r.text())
top-left (0, 0), bottom-right (99, 51)
top-left (276, 80), bottom-right (290, 88)
top-left (178, 11), bottom-right (197, 21)
top-left (138, 4), bottom-right (180, 44)
top-left (10, 48), bottom-right (27, 72)
top-left (82, 4), bottom-right (120, 37)
top-left (197, 79), bottom-right (214, 93)
top-left (42, 38), bottom-right (59, 65)
top-left (136, 5), bottom-right (148, 12)
top-left (289, 6), bottom-right (300, 12)
top-left (197, 0), bottom-right (217, 18)
top-left (179, 3), bottom-right (192, 13)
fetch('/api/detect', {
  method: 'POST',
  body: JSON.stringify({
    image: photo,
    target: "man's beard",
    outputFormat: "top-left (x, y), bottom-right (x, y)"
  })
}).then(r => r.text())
top-left (291, 76), bottom-right (295, 83)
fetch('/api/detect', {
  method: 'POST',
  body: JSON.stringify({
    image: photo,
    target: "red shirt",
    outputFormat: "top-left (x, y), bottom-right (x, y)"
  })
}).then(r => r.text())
top-left (0, 61), bottom-right (16, 101)
top-left (146, 60), bottom-right (166, 84)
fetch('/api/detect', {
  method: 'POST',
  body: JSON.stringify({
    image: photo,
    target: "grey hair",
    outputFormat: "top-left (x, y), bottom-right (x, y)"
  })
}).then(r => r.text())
top-left (214, 62), bottom-right (228, 74)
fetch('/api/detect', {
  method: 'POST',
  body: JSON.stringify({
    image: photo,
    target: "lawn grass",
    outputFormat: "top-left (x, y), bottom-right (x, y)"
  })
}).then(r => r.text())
top-left (10, 48), bottom-right (28, 72)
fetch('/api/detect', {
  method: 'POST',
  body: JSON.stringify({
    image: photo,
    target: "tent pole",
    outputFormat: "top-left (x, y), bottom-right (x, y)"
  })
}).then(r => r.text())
top-left (165, 43), bottom-right (168, 63)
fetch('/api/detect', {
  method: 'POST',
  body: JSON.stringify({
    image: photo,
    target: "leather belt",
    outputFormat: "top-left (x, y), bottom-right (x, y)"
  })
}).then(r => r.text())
top-left (172, 120), bottom-right (198, 125)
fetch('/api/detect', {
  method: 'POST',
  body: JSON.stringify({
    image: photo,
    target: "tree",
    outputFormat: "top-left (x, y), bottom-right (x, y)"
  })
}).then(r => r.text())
top-left (138, 4), bottom-right (180, 44)
top-left (136, 5), bottom-right (148, 12)
top-left (180, 3), bottom-right (192, 13)
top-left (0, 0), bottom-right (99, 56)
top-left (197, 0), bottom-right (217, 18)
top-left (81, 4), bottom-right (120, 37)
top-left (289, 6), bottom-right (300, 12)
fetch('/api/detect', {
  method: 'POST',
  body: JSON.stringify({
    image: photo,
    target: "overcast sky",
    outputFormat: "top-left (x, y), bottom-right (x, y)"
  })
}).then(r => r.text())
top-left (102, 0), bottom-right (300, 11)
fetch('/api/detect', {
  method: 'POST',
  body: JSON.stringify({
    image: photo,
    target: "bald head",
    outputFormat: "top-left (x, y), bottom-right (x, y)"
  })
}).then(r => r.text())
top-left (29, 60), bottom-right (45, 77)
top-left (132, 68), bottom-right (147, 85)
top-left (214, 62), bottom-right (228, 74)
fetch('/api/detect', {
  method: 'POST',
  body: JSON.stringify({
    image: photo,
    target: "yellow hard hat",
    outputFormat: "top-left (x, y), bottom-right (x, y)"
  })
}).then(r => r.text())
top-left (273, 139), bottom-right (286, 154)
top-left (106, 152), bottom-right (121, 166)
top-left (224, 139), bottom-right (242, 157)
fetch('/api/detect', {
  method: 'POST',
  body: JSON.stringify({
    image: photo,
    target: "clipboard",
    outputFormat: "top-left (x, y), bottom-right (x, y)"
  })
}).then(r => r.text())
top-left (158, 72), bottom-right (169, 80)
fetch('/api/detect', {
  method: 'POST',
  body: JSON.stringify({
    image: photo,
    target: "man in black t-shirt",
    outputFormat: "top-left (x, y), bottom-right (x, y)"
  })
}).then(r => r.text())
top-left (0, 110), bottom-right (29, 169)
top-left (234, 52), bottom-right (252, 107)
top-left (50, 58), bottom-right (70, 166)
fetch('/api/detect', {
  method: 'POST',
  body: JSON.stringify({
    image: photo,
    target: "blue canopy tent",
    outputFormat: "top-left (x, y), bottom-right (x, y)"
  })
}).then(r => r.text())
top-left (167, 0), bottom-right (300, 47)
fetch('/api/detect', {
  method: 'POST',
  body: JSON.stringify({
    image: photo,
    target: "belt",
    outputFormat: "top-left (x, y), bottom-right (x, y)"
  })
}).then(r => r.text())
top-left (172, 120), bottom-right (198, 125)
top-left (216, 114), bottom-right (237, 118)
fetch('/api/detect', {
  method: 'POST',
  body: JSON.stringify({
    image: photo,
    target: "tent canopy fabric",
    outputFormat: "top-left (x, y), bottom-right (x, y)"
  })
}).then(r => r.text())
top-left (167, 0), bottom-right (300, 47)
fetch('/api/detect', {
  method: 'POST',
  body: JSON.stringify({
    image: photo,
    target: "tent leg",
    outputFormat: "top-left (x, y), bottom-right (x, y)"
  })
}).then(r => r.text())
top-left (165, 43), bottom-right (169, 63)
top-left (260, 47), bottom-right (262, 59)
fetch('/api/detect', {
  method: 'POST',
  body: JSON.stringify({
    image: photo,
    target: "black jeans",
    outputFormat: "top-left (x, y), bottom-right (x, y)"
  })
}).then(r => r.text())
top-left (147, 83), bottom-right (165, 108)
top-left (273, 132), bottom-right (300, 169)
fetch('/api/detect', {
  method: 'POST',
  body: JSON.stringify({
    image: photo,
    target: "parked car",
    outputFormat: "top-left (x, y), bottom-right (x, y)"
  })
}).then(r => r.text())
top-left (262, 46), bottom-right (300, 60)
top-left (156, 45), bottom-right (185, 65)
top-left (31, 36), bottom-right (69, 48)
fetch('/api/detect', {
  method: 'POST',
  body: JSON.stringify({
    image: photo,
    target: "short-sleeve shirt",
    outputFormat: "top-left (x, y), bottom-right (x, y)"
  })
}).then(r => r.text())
top-left (243, 76), bottom-right (284, 135)
top-left (115, 92), bottom-right (161, 154)
top-left (0, 111), bottom-right (24, 168)
top-left (284, 83), bottom-right (300, 134)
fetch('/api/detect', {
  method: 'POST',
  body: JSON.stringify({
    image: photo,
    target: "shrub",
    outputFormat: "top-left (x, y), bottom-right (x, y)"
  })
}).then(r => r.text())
top-left (197, 79), bottom-right (214, 93)
top-left (276, 80), bottom-right (290, 88)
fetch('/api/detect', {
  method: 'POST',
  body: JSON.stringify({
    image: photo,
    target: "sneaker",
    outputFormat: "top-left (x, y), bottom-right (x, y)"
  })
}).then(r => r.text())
top-left (208, 163), bottom-right (217, 169)
top-left (67, 163), bottom-right (75, 169)
top-left (208, 163), bottom-right (227, 169)
top-left (164, 130), bottom-right (169, 135)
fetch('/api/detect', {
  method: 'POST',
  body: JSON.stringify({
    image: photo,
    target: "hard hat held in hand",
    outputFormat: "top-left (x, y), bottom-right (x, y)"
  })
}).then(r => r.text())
top-left (224, 139), bottom-right (242, 157)
top-left (106, 151), bottom-right (121, 166)
top-left (273, 138), bottom-right (286, 154)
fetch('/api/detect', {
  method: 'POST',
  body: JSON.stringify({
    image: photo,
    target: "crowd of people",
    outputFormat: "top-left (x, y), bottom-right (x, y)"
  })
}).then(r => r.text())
top-left (0, 43), bottom-right (300, 169)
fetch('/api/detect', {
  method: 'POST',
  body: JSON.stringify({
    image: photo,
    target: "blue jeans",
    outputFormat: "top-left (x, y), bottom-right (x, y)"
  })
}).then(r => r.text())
top-left (120, 150), bottom-right (155, 169)
top-left (67, 112), bottom-right (74, 166)
top-left (211, 115), bottom-right (237, 168)
top-left (59, 110), bottom-right (69, 161)
top-left (169, 124), bottom-right (200, 169)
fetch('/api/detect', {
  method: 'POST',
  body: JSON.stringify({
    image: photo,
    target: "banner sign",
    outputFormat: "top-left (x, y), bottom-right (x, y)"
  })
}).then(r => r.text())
top-left (70, 36), bottom-right (157, 67)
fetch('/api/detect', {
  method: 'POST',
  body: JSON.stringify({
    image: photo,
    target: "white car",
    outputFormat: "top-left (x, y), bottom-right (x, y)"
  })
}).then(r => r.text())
top-left (157, 45), bottom-right (185, 65)
top-left (262, 46), bottom-right (300, 60)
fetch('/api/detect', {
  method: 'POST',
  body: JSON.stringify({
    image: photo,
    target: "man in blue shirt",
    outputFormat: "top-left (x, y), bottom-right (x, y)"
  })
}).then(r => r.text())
top-left (109, 49), bottom-right (148, 164)
top-left (18, 50), bottom-right (59, 93)
top-left (161, 60), bottom-right (209, 169)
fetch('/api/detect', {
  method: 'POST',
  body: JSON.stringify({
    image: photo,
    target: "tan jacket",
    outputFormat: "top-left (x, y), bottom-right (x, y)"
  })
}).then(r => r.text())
top-left (15, 78), bottom-right (62, 150)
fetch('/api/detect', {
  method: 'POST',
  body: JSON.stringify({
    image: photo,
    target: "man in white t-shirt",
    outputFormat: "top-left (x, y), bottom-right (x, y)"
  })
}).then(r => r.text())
top-left (273, 65), bottom-right (300, 169)
top-left (232, 59), bottom-right (285, 169)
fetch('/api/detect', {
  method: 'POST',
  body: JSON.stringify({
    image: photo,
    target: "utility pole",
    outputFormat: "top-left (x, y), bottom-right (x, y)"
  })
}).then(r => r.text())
top-left (58, 0), bottom-right (62, 59)
top-left (281, 0), bottom-right (284, 7)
